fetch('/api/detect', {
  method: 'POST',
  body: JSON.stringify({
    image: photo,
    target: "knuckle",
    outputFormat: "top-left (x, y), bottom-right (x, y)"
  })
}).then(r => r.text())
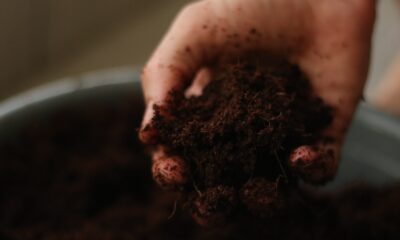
top-left (179, 1), bottom-right (202, 18)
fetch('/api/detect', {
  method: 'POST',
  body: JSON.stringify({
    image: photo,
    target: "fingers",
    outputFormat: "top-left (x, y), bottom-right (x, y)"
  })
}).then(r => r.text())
top-left (140, 1), bottom-right (219, 141)
top-left (294, 47), bottom-right (369, 182)
top-left (139, 107), bottom-right (159, 144)
top-left (292, 2), bottom-right (375, 183)
top-left (185, 68), bottom-right (213, 98)
top-left (289, 144), bottom-right (338, 184)
top-left (152, 147), bottom-right (189, 191)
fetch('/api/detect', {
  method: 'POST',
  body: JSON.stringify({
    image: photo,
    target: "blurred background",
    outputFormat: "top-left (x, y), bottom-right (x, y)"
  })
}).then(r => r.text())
top-left (0, 0), bottom-right (399, 106)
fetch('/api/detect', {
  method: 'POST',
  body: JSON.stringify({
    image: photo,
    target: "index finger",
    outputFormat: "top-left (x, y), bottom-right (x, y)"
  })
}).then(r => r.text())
top-left (140, 1), bottom-right (220, 144)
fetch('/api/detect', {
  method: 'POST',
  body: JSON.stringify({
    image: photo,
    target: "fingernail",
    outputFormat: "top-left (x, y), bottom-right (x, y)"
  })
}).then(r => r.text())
top-left (152, 156), bottom-right (188, 190)
top-left (290, 145), bottom-right (319, 166)
top-left (290, 145), bottom-right (336, 184)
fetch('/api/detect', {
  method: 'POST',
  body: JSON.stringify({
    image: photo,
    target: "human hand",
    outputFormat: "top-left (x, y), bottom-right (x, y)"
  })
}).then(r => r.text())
top-left (140, 0), bottom-right (375, 193)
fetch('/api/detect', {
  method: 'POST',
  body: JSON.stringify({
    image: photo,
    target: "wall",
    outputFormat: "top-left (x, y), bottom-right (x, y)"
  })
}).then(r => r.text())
top-left (0, 0), bottom-right (144, 98)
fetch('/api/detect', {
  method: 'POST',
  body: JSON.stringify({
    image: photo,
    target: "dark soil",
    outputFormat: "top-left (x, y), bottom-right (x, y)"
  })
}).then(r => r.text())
top-left (0, 90), bottom-right (399, 239)
top-left (150, 59), bottom-right (333, 218)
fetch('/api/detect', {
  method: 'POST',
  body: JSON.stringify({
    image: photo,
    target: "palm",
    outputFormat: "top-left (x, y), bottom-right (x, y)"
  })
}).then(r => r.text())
top-left (203, 0), bottom-right (374, 143)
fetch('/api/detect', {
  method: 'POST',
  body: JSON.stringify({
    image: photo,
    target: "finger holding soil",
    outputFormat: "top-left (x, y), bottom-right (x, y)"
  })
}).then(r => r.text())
top-left (140, 1), bottom-right (374, 194)
top-left (152, 150), bottom-right (189, 191)
top-left (146, 58), bottom-right (334, 224)
top-left (290, 144), bottom-right (337, 184)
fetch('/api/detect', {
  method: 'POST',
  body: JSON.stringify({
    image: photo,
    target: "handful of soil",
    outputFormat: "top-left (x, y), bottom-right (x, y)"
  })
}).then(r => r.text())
top-left (149, 59), bottom-right (333, 223)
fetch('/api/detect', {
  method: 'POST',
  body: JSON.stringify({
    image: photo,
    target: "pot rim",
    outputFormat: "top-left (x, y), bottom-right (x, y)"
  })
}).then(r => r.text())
top-left (0, 67), bottom-right (140, 120)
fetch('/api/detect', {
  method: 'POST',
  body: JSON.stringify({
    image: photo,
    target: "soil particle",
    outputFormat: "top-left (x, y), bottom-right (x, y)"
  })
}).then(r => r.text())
top-left (185, 46), bottom-right (192, 53)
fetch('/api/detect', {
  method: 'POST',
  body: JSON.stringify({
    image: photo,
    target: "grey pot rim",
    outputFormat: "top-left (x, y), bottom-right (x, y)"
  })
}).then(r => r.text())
top-left (0, 67), bottom-right (140, 120)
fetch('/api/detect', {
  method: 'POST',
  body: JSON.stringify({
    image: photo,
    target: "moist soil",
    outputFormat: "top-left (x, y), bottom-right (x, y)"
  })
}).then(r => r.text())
top-left (0, 83), bottom-right (400, 239)
top-left (150, 59), bottom-right (333, 219)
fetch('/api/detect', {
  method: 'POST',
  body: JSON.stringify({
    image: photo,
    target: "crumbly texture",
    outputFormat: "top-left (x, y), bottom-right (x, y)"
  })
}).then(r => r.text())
top-left (151, 60), bottom-right (333, 217)
top-left (0, 93), bottom-right (400, 239)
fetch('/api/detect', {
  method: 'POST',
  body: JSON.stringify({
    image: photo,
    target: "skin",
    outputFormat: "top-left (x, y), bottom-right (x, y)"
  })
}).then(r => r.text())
top-left (368, 0), bottom-right (400, 117)
top-left (140, 0), bottom-right (376, 220)
top-left (371, 52), bottom-right (400, 116)
top-left (152, 152), bottom-right (188, 190)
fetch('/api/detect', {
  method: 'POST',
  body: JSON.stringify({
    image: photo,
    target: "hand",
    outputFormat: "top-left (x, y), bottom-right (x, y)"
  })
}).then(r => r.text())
top-left (371, 52), bottom-right (400, 116)
top-left (140, 0), bottom-right (375, 191)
